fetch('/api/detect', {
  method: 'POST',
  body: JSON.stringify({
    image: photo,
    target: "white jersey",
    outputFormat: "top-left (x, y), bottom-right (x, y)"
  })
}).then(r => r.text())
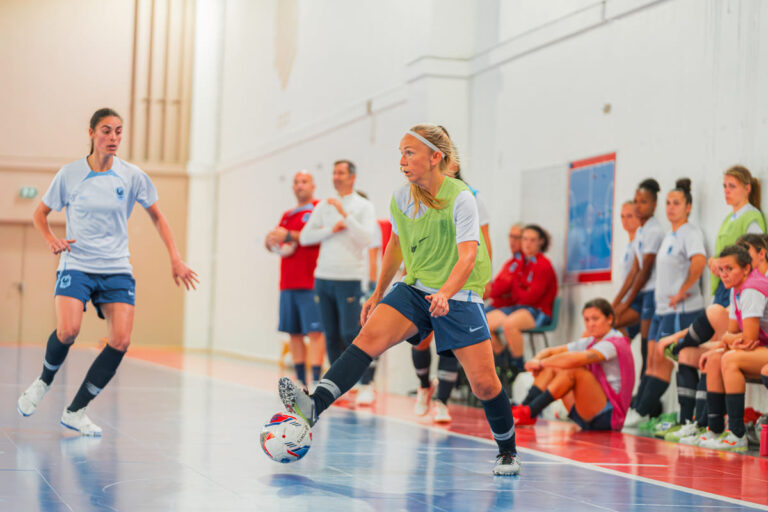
top-left (567, 329), bottom-right (623, 394)
top-left (654, 223), bottom-right (706, 315)
top-left (42, 157), bottom-right (158, 274)
top-left (635, 216), bottom-right (665, 292)
top-left (620, 237), bottom-right (639, 301)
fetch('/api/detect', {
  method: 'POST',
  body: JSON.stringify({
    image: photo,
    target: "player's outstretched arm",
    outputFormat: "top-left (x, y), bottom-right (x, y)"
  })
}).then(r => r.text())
top-left (145, 202), bottom-right (199, 290)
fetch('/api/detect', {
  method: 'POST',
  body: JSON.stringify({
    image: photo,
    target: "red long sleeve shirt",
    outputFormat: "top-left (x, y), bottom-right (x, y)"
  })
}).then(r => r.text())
top-left (490, 253), bottom-right (557, 317)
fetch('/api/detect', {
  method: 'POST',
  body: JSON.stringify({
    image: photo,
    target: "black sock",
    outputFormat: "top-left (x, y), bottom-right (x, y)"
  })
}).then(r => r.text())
top-left (435, 355), bottom-right (458, 404)
top-left (522, 386), bottom-right (543, 406)
top-left (312, 344), bottom-right (372, 417)
top-left (695, 373), bottom-right (708, 427)
top-left (481, 390), bottom-right (517, 454)
top-left (707, 391), bottom-right (726, 434)
top-left (494, 349), bottom-right (509, 369)
top-left (40, 330), bottom-right (71, 385)
top-left (725, 393), bottom-right (746, 437)
top-left (762, 374), bottom-right (768, 390)
top-left (360, 358), bottom-right (378, 385)
top-left (632, 376), bottom-right (647, 409)
top-left (294, 363), bottom-right (306, 385)
top-left (528, 389), bottom-right (555, 418)
top-left (677, 364), bottom-right (698, 422)
top-left (311, 365), bottom-right (322, 382)
top-left (674, 314), bottom-right (715, 354)
top-left (511, 356), bottom-right (524, 371)
top-left (635, 376), bottom-right (669, 417)
top-left (412, 347), bottom-right (432, 388)
top-left (68, 345), bottom-right (125, 412)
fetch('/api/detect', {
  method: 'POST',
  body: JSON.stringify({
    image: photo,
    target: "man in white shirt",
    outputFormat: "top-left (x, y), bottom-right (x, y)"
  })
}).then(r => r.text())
top-left (300, 160), bottom-right (376, 377)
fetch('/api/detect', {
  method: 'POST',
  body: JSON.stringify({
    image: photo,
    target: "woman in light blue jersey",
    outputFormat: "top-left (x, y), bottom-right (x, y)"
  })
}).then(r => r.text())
top-left (17, 108), bottom-right (198, 436)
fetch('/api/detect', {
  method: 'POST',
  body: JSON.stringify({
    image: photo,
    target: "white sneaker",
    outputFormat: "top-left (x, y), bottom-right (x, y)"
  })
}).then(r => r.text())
top-left (433, 401), bottom-right (452, 423)
top-left (699, 430), bottom-right (747, 452)
top-left (668, 421), bottom-right (700, 443)
top-left (17, 379), bottom-right (50, 417)
top-left (60, 408), bottom-right (102, 436)
top-left (621, 408), bottom-right (648, 431)
top-left (493, 452), bottom-right (521, 476)
top-left (356, 385), bottom-right (375, 406)
top-left (678, 426), bottom-right (706, 445)
top-left (414, 384), bottom-right (434, 416)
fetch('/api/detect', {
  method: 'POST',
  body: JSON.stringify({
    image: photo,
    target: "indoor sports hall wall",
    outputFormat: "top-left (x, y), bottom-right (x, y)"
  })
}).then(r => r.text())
top-left (191, 0), bottom-right (768, 397)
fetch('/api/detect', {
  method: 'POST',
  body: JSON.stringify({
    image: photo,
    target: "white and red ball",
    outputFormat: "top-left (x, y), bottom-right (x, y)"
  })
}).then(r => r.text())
top-left (260, 413), bottom-right (312, 463)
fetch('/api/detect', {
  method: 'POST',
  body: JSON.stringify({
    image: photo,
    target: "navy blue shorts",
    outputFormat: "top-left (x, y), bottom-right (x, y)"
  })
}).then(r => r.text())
top-left (484, 304), bottom-right (551, 328)
top-left (569, 401), bottom-right (613, 431)
top-left (713, 281), bottom-right (730, 307)
top-left (381, 282), bottom-right (491, 356)
top-left (648, 310), bottom-right (703, 342)
top-left (640, 291), bottom-right (656, 320)
top-left (278, 289), bottom-right (323, 335)
top-left (54, 270), bottom-right (135, 319)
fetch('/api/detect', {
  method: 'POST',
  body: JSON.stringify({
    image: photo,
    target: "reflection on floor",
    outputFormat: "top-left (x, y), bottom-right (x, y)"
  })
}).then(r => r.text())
top-left (1, 344), bottom-right (767, 511)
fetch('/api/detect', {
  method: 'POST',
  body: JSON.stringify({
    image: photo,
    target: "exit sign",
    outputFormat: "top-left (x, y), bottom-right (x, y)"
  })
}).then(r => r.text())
top-left (19, 187), bottom-right (38, 199)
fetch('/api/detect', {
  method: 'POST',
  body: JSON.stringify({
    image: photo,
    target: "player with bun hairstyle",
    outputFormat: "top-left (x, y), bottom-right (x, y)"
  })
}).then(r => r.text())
top-left (17, 108), bottom-right (198, 435)
top-left (623, 179), bottom-right (707, 433)
top-left (278, 123), bottom-right (520, 475)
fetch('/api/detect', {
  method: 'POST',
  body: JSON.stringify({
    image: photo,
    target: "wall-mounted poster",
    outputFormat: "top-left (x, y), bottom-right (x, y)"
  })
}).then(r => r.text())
top-left (565, 152), bottom-right (615, 283)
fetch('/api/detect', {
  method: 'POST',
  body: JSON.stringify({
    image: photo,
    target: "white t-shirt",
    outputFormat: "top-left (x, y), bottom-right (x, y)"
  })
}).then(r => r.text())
top-left (566, 329), bottom-right (622, 394)
top-left (389, 184), bottom-right (482, 303)
top-left (475, 190), bottom-right (490, 227)
top-left (42, 157), bottom-right (158, 274)
top-left (729, 287), bottom-right (768, 335)
top-left (654, 223), bottom-right (706, 315)
top-left (635, 216), bottom-right (665, 292)
top-left (300, 192), bottom-right (376, 281)
top-left (620, 237), bottom-right (639, 301)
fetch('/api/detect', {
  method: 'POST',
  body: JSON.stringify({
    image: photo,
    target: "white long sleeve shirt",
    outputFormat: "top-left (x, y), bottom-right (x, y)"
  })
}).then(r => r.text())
top-left (299, 192), bottom-right (376, 281)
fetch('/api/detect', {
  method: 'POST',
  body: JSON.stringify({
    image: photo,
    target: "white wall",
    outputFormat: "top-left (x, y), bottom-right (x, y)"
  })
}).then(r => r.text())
top-left (188, 0), bottom-right (768, 396)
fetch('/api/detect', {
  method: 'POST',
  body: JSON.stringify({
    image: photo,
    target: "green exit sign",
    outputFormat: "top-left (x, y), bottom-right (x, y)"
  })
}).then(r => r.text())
top-left (19, 187), bottom-right (38, 199)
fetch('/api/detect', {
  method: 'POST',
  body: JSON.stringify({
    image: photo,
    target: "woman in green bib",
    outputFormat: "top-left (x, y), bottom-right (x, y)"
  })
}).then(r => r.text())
top-left (278, 124), bottom-right (520, 476)
top-left (710, 166), bottom-right (765, 307)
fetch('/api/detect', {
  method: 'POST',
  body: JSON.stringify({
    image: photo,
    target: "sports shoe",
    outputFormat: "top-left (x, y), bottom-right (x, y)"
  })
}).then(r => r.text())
top-left (621, 408), bottom-right (648, 431)
top-left (279, 377), bottom-right (317, 427)
top-left (651, 413), bottom-right (679, 438)
top-left (433, 401), bottom-right (452, 423)
top-left (60, 408), bottom-right (102, 436)
top-left (699, 430), bottom-right (748, 452)
top-left (678, 425), bottom-right (707, 445)
top-left (666, 420), bottom-right (697, 443)
top-left (413, 384), bottom-right (434, 416)
top-left (512, 405), bottom-right (537, 426)
top-left (356, 385), bottom-right (375, 407)
top-left (17, 379), bottom-right (50, 417)
top-left (493, 452), bottom-right (521, 476)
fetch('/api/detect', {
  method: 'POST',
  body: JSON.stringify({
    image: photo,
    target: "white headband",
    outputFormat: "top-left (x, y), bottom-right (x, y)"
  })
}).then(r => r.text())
top-left (406, 130), bottom-right (444, 158)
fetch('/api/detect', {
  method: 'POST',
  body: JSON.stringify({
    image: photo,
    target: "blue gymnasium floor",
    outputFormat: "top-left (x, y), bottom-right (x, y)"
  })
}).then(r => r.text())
top-left (1, 345), bottom-right (766, 512)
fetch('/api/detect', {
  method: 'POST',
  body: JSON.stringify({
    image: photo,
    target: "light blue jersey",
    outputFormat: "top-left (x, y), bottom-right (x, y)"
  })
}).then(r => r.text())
top-left (42, 157), bottom-right (158, 274)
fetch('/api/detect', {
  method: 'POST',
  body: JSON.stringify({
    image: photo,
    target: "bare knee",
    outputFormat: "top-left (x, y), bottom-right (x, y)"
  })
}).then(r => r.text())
top-left (720, 351), bottom-right (741, 375)
top-left (470, 374), bottom-right (502, 401)
top-left (108, 336), bottom-right (131, 352)
top-left (56, 326), bottom-right (79, 345)
top-left (678, 347), bottom-right (699, 366)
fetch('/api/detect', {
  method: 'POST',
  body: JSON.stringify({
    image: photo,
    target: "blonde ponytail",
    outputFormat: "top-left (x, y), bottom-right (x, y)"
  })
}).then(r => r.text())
top-left (407, 123), bottom-right (457, 215)
top-left (725, 165), bottom-right (762, 211)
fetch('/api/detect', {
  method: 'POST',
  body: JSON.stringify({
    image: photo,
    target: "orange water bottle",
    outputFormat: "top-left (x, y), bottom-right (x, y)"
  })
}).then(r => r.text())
top-left (761, 424), bottom-right (768, 457)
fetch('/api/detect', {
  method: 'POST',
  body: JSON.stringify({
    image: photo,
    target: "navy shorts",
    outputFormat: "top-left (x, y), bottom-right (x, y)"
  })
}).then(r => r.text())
top-left (569, 401), bottom-right (613, 431)
top-left (381, 282), bottom-right (491, 356)
top-left (639, 291), bottom-right (656, 320)
top-left (54, 270), bottom-right (135, 319)
top-left (713, 281), bottom-right (730, 307)
top-left (278, 289), bottom-right (323, 335)
top-left (484, 304), bottom-right (551, 328)
top-left (648, 310), bottom-right (703, 342)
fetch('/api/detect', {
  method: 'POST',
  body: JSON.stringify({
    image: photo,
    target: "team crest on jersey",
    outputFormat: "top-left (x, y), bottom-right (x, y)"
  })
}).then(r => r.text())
top-left (116, 187), bottom-right (125, 200)
top-left (302, 212), bottom-right (311, 222)
top-left (58, 274), bottom-right (72, 290)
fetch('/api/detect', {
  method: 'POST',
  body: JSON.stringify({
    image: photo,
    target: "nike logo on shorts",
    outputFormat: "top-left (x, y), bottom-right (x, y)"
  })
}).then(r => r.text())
top-left (469, 325), bottom-right (484, 332)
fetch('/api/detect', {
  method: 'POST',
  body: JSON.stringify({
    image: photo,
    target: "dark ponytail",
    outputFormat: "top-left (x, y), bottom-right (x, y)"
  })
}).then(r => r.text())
top-left (524, 224), bottom-right (550, 253)
top-left (673, 178), bottom-right (692, 205)
top-left (89, 108), bottom-right (122, 155)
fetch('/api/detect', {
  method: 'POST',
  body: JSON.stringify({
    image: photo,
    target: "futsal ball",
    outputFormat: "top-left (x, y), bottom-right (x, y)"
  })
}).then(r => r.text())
top-left (260, 413), bottom-right (312, 463)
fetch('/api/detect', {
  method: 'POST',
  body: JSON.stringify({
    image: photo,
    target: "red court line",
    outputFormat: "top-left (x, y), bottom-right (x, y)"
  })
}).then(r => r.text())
top-left (125, 347), bottom-right (768, 507)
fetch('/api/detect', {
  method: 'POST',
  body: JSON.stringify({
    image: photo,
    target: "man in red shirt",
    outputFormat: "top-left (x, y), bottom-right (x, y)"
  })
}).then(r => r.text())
top-left (266, 171), bottom-right (325, 388)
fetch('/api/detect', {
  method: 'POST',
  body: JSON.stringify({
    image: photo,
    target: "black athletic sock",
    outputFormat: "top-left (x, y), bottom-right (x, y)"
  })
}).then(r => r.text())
top-left (435, 355), bottom-right (458, 404)
top-left (511, 356), bottom-right (524, 371)
top-left (725, 393), bottom-right (746, 437)
top-left (40, 330), bottom-right (71, 385)
top-left (635, 376), bottom-right (669, 417)
top-left (674, 314), bottom-right (715, 354)
top-left (68, 345), bottom-right (125, 412)
top-left (294, 363), bottom-right (306, 386)
top-left (412, 347), bottom-right (432, 389)
top-left (481, 390), bottom-right (517, 454)
top-left (312, 344), bottom-right (372, 417)
top-left (360, 358), bottom-right (378, 385)
top-left (494, 349), bottom-right (509, 369)
top-left (522, 385), bottom-right (544, 406)
top-left (695, 373), bottom-right (708, 427)
top-left (528, 389), bottom-right (555, 418)
top-left (677, 364), bottom-right (698, 423)
top-left (762, 374), bottom-right (768, 390)
top-left (707, 391), bottom-right (726, 434)
top-left (311, 365), bottom-right (322, 382)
